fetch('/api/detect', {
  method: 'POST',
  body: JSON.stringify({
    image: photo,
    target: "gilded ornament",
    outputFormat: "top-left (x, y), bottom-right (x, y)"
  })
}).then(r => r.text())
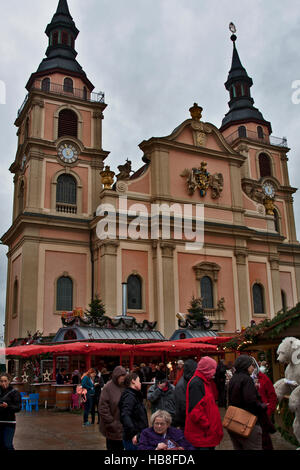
top-left (189, 103), bottom-right (203, 121)
top-left (264, 196), bottom-right (275, 215)
top-left (181, 162), bottom-right (223, 198)
top-left (100, 166), bottom-right (115, 189)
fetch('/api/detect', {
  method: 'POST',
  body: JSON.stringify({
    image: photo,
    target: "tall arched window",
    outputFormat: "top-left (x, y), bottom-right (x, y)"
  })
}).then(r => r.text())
top-left (63, 78), bottom-right (74, 94)
top-left (42, 78), bottom-right (50, 92)
top-left (56, 174), bottom-right (77, 205)
top-left (238, 125), bottom-right (247, 138)
top-left (281, 290), bottom-right (287, 312)
top-left (252, 283), bottom-right (265, 314)
top-left (127, 275), bottom-right (142, 310)
top-left (12, 279), bottom-right (19, 316)
top-left (257, 126), bottom-right (264, 140)
top-left (52, 31), bottom-right (59, 46)
top-left (57, 276), bottom-right (73, 311)
top-left (259, 153), bottom-right (272, 178)
top-left (200, 276), bottom-right (214, 309)
top-left (61, 31), bottom-right (68, 45)
top-left (58, 109), bottom-right (78, 138)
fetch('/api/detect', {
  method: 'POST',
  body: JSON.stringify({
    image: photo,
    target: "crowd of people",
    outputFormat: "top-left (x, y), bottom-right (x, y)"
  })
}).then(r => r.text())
top-left (0, 355), bottom-right (281, 451)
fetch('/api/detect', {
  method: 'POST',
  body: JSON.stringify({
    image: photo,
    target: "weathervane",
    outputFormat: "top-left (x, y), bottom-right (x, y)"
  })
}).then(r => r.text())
top-left (229, 22), bottom-right (237, 42)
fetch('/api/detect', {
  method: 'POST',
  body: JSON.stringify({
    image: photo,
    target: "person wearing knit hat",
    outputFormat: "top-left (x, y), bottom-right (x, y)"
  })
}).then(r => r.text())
top-left (184, 356), bottom-right (223, 450)
top-left (227, 355), bottom-right (267, 450)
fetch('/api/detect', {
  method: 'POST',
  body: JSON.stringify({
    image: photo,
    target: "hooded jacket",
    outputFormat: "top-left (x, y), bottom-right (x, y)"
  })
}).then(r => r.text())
top-left (98, 366), bottom-right (126, 440)
top-left (0, 385), bottom-right (21, 423)
top-left (257, 372), bottom-right (277, 416)
top-left (228, 355), bottom-right (266, 425)
top-left (119, 387), bottom-right (148, 441)
top-left (184, 357), bottom-right (223, 448)
top-left (147, 381), bottom-right (176, 418)
top-left (173, 359), bottom-right (197, 429)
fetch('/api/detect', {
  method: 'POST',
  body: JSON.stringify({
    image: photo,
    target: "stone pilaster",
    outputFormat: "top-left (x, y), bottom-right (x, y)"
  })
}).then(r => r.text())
top-left (269, 254), bottom-right (282, 316)
top-left (19, 240), bottom-right (39, 337)
top-left (93, 111), bottom-right (103, 150)
top-left (234, 247), bottom-right (251, 328)
top-left (285, 195), bottom-right (298, 243)
top-left (229, 161), bottom-right (244, 225)
top-left (99, 240), bottom-right (119, 316)
top-left (31, 99), bottom-right (44, 139)
top-left (160, 242), bottom-right (176, 338)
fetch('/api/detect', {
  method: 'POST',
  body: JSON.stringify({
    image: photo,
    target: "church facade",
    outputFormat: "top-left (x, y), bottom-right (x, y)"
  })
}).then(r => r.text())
top-left (2, 0), bottom-right (300, 342)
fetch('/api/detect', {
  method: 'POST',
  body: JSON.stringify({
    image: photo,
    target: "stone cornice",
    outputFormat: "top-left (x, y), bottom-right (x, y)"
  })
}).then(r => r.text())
top-left (139, 138), bottom-right (246, 166)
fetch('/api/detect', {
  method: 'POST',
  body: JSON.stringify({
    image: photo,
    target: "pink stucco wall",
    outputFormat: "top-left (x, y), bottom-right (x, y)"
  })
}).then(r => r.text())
top-left (280, 271), bottom-right (294, 308)
top-left (248, 261), bottom-right (270, 317)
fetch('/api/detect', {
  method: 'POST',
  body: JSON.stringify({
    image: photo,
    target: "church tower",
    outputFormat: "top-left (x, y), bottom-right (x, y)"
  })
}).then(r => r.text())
top-left (2, 0), bottom-right (108, 341)
top-left (220, 26), bottom-right (300, 323)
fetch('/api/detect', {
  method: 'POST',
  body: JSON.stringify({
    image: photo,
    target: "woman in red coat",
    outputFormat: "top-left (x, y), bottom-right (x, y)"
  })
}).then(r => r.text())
top-left (256, 370), bottom-right (277, 450)
top-left (184, 356), bottom-right (223, 450)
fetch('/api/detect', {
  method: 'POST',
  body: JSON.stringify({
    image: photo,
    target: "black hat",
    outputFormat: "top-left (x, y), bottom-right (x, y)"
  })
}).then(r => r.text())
top-left (234, 355), bottom-right (254, 373)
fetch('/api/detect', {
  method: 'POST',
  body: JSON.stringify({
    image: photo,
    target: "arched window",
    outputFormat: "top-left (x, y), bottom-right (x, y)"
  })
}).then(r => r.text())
top-left (281, 290), bottom-right (287, 312)
top-left (58, 109), bottom-right (78, 138)
top-left (127, 274), bottom-right (142, 310)
top-left (52, 31), bottom-right (59, 46)
top-left (200, 276), bottom-right (214, 309)
top-left (252, 283), bottom-right (265, 314)
top-left (42, 78), bottom-right (50, 92)
top-left (259, 153), bottom-right (272, 177)
top-left (57, 276), bottom-right (73, 311)
top-left (63, 77), bottom-right (74, 94)
top-left (56, 174), bottom-right (77, 205)
top-left (257, 126), bottom-right (264, 140)
top-left (64, 330), bottom-right (77, 341)
top-left (238, 125), bottom-right (247, 138)
top-left (12, 279), bottom-right (19, 316)
top-left (61, 31), bottom-right (68, 45)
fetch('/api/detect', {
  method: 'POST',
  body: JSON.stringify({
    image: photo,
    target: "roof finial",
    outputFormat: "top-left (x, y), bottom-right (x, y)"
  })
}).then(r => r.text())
top-left (229, 22), bottom-right (237, 43)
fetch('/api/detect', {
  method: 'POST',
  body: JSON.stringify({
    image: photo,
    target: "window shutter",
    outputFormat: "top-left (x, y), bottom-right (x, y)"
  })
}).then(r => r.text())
top-left (58, 109), bottom-right (78, 138)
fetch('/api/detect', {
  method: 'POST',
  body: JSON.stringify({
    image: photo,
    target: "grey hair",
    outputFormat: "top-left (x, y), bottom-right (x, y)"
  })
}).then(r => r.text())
top-left (150, 409), bottom-right (172, 427)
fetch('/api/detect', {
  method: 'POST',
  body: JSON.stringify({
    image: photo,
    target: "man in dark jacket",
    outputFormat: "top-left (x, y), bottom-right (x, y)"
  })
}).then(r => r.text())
top-left (227, 355), bottom-right (266, 450)
top-left (173, 359), bottom-right (197, 429)
top-left (215, 360), bottom-right (227, 407)
top-left (119, 372), bottom-right (148, 450)
top-left (147, 378), bottom-right (175, 419)
top-left (98, 365), bottom-right (127, 450)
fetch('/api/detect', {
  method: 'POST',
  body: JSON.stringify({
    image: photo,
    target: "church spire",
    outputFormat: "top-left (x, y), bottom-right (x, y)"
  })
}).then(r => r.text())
top-left (26, 0), bottom-right (93, 91)
top-left (220, 24), bottom-right (271, 134)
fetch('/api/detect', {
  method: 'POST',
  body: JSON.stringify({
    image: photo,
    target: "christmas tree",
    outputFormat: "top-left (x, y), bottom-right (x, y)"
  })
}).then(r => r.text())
top-left (187, 296), bottom-right (205, 322)
top-left (86, 295), bottom-right (106, 322)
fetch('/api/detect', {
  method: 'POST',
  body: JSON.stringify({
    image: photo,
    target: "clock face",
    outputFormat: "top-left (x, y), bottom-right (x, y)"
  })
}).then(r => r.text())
top-left (262, 181), bottom-right (275, 199)
top-left (58, 143), bottom-right (79, 164)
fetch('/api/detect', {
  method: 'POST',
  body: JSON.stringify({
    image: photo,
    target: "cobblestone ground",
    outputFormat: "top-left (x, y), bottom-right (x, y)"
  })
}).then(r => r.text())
top-left (13, 408), bottom-right (297, 451)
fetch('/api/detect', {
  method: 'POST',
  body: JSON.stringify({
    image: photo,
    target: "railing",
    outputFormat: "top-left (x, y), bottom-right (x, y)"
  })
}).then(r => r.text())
top-left (225, 128), bottom-right (288, 147)
top-left (56, 203), bottom-right (77, 214)
top-left (17, 80), bottom-right (105, 116)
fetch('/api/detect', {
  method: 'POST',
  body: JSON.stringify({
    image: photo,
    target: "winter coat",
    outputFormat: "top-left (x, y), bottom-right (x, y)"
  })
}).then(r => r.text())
top-left (184, 357), bottom-right (223, 448)
top-left (138, 426), bottom-right (195, 450)
top-left (147, 382), bottom-right (176, 418)
top-left (228, 355), bottom-right (266, 426)
top-left (98, 366), bottom-right (126, 440)
top-left (257, 372), bottom-right (277, 416)
top-left (173, 359), bottom-right (197, 429)
top-left (94, 375), bottom-right (105, 402)
top-left (0, 385), bottom-right (21, 423)
top-left (81, 376), bottom-right (95, 398)
top-left (119, 387), bottom-right (148, 441)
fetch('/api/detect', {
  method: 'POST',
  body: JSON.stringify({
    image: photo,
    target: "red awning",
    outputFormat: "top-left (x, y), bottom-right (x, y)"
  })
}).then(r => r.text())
top-left (132, 340), bottom-right (217, 354)
top-left (173, 336), bottom-right (233, 345)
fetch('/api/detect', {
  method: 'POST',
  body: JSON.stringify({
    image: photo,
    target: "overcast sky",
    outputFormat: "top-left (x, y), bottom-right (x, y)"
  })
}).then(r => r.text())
top-left (1, 0), bottom-right (300, 339)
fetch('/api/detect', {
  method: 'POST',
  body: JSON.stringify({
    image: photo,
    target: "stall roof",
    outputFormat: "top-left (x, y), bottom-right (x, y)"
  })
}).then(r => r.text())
top-left (169, 329), bottom-right (218, 341)
top-left (52, 326), bottom-right (165, 343)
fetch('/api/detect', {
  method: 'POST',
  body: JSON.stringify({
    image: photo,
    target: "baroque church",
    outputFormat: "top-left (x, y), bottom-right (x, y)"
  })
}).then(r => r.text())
top-left (2, 0), bottom-right (300, 343)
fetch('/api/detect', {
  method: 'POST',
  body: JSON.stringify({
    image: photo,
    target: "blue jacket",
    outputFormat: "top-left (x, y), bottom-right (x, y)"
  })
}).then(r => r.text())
top-left (81, 376), bottom-right (95, 397)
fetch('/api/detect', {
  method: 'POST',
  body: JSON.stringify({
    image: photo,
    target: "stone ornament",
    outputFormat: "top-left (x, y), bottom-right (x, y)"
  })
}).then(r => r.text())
top-left (116, 181), bottom-right (128, 194)
top-left (188, 103), bottom-right (212, 147)
top-left (116, 159), bottom-right (132, 181)
top-left (264, 196), bottom-right (275, 215)
top-left (181, 162), bottom-right (224, 199)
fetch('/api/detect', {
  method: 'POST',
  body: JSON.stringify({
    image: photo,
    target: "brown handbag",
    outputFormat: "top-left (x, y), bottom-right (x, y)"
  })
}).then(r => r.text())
top-left (222, 406), bottom-right (257, 438)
